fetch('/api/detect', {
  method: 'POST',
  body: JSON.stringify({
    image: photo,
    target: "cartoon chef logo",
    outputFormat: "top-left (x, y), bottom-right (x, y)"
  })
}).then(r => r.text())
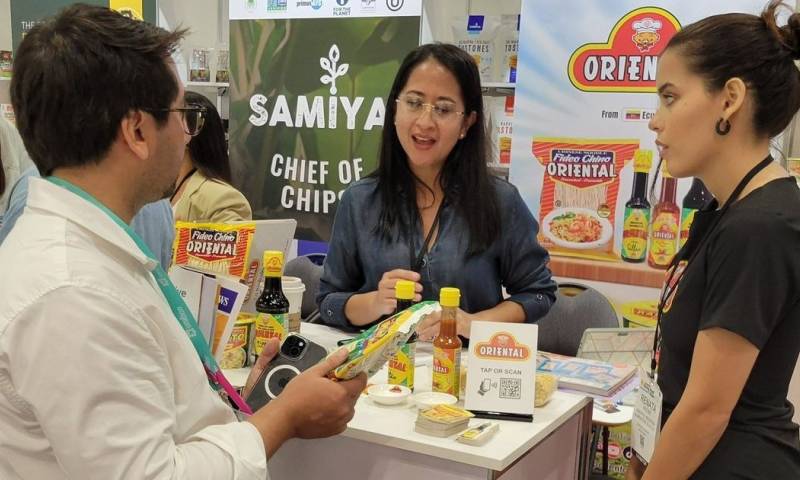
top-left (632, 18), bottom-right (662, 53)
top-left (568, 7), bottom-right (681, 93)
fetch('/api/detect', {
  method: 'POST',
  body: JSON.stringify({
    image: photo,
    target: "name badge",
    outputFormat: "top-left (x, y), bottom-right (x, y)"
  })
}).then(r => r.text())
top-left (631, 369), bottom-right (662, 464)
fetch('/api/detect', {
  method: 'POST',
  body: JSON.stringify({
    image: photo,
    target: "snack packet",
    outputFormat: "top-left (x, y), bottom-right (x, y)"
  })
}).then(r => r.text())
top-left (328, 301), bottom-right (437, 381)
top-left (172, 221), bottom-right (256, 279)
top-left (451, 15), bottom-right (500, 83)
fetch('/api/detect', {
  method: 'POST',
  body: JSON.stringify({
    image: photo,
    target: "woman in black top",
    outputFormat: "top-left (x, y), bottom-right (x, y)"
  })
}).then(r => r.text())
top-left (628, 1), bottom-right (800, 479)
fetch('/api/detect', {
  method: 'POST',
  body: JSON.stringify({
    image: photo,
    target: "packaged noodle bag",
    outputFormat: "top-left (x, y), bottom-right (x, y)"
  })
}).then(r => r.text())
top-left (172, 221), bottom-right (256, 279)
top-left (451, 15), bottom-right (500, 83)
top-left (496, 14), bottom-right (519, 83)
top-left (329, 301), bottom-right (437, 381)
top-left (533, 137), bottom-right (638, 261)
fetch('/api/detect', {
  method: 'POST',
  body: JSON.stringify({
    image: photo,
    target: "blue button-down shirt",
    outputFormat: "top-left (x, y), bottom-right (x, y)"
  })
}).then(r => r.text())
top-left (318, 177), bottom-right (557, 329)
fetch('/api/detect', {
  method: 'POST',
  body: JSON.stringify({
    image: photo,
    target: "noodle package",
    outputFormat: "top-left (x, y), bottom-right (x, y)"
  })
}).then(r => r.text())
top-left (533, 137), bottom-right (638, 261)
top-left (172, 221), bottom-right (256, 279)
top-left (328, 301), bottom-right (437, 381)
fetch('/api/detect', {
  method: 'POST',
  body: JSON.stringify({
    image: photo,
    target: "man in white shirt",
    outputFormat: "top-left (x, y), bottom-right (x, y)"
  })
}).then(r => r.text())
top-left (0, 116), bottom-right (34, 221)
top-left (0, 5), bottom-right (365, 479)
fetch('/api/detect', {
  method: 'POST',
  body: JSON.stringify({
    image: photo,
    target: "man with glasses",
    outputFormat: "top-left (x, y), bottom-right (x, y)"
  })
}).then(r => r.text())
top-left (0, 5), bottom-right (365, 479)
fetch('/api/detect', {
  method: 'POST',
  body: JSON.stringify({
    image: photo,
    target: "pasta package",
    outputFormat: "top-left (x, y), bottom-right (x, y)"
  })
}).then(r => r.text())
top-left (533, 137), bottom-right (638, 261)
top-left (328, 301), bottom-right (437, 381)
top-left (172, 221), bottom-right (256, 279)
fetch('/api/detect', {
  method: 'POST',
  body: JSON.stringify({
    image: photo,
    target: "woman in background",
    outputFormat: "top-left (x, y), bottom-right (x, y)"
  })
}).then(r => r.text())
top-left (171, 91), bottom-right (252, 223)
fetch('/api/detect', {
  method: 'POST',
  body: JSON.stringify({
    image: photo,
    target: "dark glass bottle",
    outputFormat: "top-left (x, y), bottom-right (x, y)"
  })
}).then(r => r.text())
top-left (622, 150), bottom-right (652, 263)
top-left (680, 178), bottom-right (711, 248)
top-left (254, 250), bottom-right (289, 360)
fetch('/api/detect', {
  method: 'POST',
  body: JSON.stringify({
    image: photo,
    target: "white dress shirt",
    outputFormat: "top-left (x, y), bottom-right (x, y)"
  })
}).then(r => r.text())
top-left (0, 178), bottom-right (268, 479)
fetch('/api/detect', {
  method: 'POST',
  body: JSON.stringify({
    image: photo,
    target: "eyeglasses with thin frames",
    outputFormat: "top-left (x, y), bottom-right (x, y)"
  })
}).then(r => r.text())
top-left (395, 95), bottom-right (466, 123)
top-left (145, 105), bottom-right (207, 136)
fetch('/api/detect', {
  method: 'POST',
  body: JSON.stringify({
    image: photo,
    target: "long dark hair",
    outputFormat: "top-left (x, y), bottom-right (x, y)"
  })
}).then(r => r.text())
top-left (650, 0), bottom-right (800, 197)
top-left (185, 91), bottom-right (231, 183)
top-left (372, 43), bottom-right (499, 256)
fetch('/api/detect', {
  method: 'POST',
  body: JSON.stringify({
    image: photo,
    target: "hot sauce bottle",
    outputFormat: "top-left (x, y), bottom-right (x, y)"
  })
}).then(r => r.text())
top-left (648, 163), bottom-right (680, 269)
top-left (433, 287), bottom-right (462, 399)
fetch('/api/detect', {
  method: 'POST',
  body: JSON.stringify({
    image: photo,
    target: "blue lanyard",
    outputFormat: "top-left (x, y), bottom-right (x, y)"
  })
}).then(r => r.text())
top-left (46, 176), bottom-right (253, 414)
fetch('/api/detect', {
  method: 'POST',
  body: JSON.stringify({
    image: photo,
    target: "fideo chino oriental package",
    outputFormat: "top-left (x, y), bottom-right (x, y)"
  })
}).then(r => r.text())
top-left (533, 137), bottom-right (638, 261)
top-left (328, 301), bottom-right (437, 381)
top-left (172, 221), bottom-right (256, 279)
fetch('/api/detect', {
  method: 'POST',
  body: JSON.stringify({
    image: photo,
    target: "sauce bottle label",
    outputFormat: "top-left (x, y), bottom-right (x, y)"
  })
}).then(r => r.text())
top-left (388, 343), bottom-right (416, 390)
top-left (433, 347), bottom-right (461, 398)
top-left (254, 313), bottom-right (287, 355)
top-left (622, 207), bottom-right (650, 260)
top-left (649, 212), bottom-right (679, 267)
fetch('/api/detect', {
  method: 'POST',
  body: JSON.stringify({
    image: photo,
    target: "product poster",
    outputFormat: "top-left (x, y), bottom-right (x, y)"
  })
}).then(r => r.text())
top-left (228, 0), bottom-right (421, 241)
top-left (10, 0), bottom-right (157, 50)
top-left (510, 1), bottom-right (764, 282)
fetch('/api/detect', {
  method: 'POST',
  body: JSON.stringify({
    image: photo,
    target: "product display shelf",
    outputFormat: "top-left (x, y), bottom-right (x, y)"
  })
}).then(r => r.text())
top-left (186, 81), bottom-right (229, 88)
top-left (482, 82), bottom-right (515, 96)
top-left (548, 256), bottom-right (665, 289)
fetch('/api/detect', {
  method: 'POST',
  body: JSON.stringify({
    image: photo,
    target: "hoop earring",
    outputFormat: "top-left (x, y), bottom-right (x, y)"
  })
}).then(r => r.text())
top-left (715, 118), bottom-right (731, 136)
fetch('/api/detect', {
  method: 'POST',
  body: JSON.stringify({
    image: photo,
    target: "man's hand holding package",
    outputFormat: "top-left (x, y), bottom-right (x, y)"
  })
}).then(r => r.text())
top-left (245, 345), bottom-right (367, 457)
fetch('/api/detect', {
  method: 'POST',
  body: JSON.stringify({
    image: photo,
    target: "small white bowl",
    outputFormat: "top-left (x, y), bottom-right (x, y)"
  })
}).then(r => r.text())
top-left (367, 384), bottom-right (411, 406)
top-left (412, 391), bottom-right (458, 409)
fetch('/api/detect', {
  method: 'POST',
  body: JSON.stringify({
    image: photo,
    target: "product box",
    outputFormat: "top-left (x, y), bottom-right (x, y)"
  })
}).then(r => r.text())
top-left (594, 422), bottom-right (632, 479)
top-left (190, 48), bottom-right (211, 82)
top-left (0, 51), bottom-right (12, 78)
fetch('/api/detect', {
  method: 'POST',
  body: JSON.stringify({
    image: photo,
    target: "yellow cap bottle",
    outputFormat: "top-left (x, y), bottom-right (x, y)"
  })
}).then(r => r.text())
top-left (433, 287), bottom-right (462, 398)
top-left (440, 287), bottom-right (461, 308)
top-left (263, 250), bottom-right (283, 277)
top-left (395, 280), bottom-right (415, 301)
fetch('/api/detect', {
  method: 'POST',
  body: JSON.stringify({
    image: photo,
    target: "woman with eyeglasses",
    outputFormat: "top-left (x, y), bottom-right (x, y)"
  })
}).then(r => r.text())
top-left (317, 43), bottom-right (557, 337)
top-left (171, 91), bottom-right (252, 223)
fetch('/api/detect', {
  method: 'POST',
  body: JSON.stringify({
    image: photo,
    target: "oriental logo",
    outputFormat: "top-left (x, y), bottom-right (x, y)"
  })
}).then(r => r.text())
top-left (568, 7), bottom-right (681, 93)
top-left (475, 332), bottom-right (531, 362)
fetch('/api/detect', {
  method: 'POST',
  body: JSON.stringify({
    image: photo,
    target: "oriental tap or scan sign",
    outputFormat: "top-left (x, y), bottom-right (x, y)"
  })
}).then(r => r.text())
top-left (568, 7), bottom-right (681, 93)
top-left (465, 322), bottom-right (538, 419)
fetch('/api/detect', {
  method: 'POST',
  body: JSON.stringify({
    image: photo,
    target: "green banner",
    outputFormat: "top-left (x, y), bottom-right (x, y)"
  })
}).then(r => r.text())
top-left (229, 16), bottom-right (420, 242)
top-left (10, 0), bottom-right (157, 52)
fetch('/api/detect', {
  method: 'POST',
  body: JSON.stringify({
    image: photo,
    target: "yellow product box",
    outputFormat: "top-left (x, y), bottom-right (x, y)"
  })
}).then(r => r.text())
top-left (420, 404), bottom-right (475, 425)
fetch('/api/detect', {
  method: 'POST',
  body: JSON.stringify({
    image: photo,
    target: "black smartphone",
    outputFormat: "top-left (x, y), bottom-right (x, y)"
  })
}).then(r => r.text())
top-left (245, 333), bottom-right (328, 411)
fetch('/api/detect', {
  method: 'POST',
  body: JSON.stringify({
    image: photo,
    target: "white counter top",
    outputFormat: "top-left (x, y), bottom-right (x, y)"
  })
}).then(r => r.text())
top-left (225, 322), bottom-right (592, 472)
top-left (347, 388), bottom-right (589, 471)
